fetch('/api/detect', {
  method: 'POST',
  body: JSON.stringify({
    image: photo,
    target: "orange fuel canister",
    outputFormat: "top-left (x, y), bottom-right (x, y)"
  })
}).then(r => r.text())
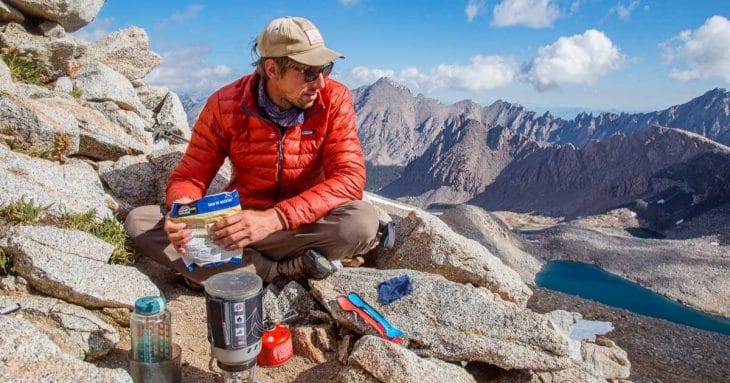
top-left (256, 321), bottom-right (293, 367)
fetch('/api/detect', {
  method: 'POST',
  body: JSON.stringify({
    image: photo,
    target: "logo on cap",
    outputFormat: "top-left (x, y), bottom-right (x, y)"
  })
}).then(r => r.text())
top-left (304, 28), bottom-right (324, 45)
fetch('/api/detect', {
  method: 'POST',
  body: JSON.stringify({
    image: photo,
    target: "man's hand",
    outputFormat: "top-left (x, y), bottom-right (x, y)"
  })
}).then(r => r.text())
top-left (164, 198), bottom-right (194, 254)
top-left (210, 208), bottom-right (285, 250)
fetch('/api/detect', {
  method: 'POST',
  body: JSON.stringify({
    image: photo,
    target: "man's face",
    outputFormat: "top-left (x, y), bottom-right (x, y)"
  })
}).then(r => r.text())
top-left (265, 59), bottom-right (330, 110)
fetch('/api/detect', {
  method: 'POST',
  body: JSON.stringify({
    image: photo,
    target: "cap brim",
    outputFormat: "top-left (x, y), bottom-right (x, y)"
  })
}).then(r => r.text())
top-left (288, 46), bottom-right (344, 67)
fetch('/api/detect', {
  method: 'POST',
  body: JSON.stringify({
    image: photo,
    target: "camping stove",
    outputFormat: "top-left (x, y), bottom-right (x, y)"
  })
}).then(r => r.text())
top-left (204, 271), bottom-right (264, 383)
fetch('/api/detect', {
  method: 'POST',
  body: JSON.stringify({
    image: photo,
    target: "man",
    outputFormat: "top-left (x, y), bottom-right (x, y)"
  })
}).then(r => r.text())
top-left (125, 16), bottom-right (389, 287)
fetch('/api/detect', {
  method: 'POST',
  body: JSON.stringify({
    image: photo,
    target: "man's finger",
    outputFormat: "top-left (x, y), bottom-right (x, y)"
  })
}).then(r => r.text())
top-left (212, 211), bottom-right (244, 230)
top-left (217, 228), bottom-right (250, 247)
top-left (164, 220), bottom-right (187, 234)
top-left (225, 237), bottom-right (251, 250)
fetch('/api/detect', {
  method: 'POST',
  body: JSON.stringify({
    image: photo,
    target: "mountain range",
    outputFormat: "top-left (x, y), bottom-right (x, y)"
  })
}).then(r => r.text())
top-left (354, 78), bottom-right (730, 167)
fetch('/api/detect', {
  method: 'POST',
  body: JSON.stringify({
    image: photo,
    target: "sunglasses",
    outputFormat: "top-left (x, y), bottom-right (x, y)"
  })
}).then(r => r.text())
top-left (291, 62), bottom-right (334, 82)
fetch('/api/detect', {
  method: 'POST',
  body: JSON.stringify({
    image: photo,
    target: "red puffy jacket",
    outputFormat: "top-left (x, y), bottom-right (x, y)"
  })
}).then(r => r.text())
top-left (166, 73), bottom-right (366, 230)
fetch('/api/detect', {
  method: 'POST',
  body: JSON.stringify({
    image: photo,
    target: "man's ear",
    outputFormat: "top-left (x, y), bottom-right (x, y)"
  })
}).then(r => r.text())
top-left (264, 59), bottom-right (279, 79)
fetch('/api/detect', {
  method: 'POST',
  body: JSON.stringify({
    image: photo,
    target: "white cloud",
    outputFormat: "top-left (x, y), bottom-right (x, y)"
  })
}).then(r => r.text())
top-left (465, 0), bottom-right (487, 22)
top-left (569, 0), bottom-right (582, 14)
top-left (663, 15), bottom-right (730, 84)
top-left (71, 17), bottom-right (114, 42)
top-left (351, 67), bottom-right (396, 85)
top-left (492, 0), bottom-right (560, 28)
top-left (156, 4), bottom-right (203, 29)
top-left (339, 0), bottom-right (358, 5)
top-left (525, 29), bottom-right (624, 89)
top-left (351, 55), bottom-right (519, 93)
top-left (145, 45), bottom-right (237, 94)
top-left (612, 0), bottom-right (640, 21)
top-left (170, 4), bottom-right (204, 23)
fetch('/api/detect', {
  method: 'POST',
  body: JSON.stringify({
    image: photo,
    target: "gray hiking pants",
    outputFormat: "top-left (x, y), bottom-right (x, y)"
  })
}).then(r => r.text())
top-left (124, 200), bottom-right (379, 284)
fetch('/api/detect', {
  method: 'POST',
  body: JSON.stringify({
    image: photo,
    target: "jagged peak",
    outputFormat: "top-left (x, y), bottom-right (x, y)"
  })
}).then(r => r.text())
top-left (371, 77), bottom-right (412, 94)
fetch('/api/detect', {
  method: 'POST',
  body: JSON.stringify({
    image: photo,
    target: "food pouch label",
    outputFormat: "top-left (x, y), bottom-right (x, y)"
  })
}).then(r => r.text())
top-left (170, 191), bottom-right (242, 271)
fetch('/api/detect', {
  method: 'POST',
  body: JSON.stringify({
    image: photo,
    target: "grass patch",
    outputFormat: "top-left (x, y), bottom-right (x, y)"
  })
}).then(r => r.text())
top-left (59, 210), bottom-right (135, 265)
top-left (0, 247), bottom-right (10, 274)
top-left (0, 197), bottom-right (50, 224)
top-left (70, 82), bottom-right (82, 99)
top-left (0, 200), bottom-right (135, 266)
top-left (7, 133), bottom-right (72, 162)
top-left (1, 50), bottom-right (44, 85)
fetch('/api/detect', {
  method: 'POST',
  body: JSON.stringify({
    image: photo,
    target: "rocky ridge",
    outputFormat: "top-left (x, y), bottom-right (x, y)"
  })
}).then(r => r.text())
top-left (381, 121), bottom-right (730, 229)
top-left (355, 78), bottom-right (730, 167)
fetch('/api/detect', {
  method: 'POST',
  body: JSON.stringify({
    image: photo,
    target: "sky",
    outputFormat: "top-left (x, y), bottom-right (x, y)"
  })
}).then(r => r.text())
top-left (74, 0), bottom-right (730, 113)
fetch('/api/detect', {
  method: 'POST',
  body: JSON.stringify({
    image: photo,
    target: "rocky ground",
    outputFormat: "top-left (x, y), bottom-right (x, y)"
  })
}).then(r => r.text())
top-left (93, 257), bottom-right (342, 383)
top-left (90, 256), bottom-right (730, 383)
top-left (528, 287), bottom-right (730, 383)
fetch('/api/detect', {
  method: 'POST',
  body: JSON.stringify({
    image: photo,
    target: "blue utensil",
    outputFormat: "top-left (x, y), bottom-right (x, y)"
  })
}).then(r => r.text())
top-left (347, 292), bottom-right (404, 339)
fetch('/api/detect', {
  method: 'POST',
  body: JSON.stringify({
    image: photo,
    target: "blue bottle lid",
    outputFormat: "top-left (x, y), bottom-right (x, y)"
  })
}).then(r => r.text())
top-left (134, 296), bottom-right (167, 315)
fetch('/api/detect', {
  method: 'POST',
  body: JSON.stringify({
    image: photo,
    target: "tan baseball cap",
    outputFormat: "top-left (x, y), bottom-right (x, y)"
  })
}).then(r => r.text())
top-left (256, 16), bottom-right (344, 67)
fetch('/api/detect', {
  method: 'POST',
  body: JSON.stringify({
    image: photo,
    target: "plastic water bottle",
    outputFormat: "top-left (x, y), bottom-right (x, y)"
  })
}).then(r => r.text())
top-left (131, 296), bottom-right (172, 363)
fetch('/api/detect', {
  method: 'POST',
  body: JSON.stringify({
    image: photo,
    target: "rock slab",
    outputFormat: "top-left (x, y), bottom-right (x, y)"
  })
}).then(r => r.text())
top-left (310, 268), bottom-right (570, 371)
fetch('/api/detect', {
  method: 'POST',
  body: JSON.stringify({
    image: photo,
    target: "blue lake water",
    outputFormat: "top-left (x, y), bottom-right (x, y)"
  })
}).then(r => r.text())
top-left (536, 260), bottom-right (730, 336)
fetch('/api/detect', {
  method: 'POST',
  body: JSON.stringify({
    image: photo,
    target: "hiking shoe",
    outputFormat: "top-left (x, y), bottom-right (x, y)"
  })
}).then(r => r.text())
top-left (276, 249), bottom-right (337, 280)
top-left (377, 220), bottom-right (396, 249)
top-left (182, 276), bottom-right (204, 291)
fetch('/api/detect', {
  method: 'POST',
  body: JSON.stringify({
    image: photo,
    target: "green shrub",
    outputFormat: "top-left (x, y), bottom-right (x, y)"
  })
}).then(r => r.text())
top-left (70, 82), bottom-right (82, 99)
top-left (0, 247), bottom-right (10, 274)
top-left (1, 51), bottom-right (43, 84)
top-left (59, 210), bottom-right (135, 265)
top-left (8, 134), bottom-right (72, 162)
top-left (0, 197), bottom-right (50, 224)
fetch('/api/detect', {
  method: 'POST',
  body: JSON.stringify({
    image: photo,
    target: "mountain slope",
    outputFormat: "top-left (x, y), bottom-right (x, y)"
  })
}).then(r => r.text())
top-left (471, 126), bottom-right (730, 224)
top-left (380, 119), bottom-right (542, 206)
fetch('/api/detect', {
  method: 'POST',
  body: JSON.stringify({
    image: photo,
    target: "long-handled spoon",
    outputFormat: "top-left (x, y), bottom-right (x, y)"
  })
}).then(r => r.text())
top-left (347, 292), bottom-right (404, 339)
top-left (337, 296), bottom-right (402, 343)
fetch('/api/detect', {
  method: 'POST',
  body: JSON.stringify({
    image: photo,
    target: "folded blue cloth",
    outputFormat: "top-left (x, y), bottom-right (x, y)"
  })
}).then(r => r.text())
top-left (377, 274), bottom-right (413, 305)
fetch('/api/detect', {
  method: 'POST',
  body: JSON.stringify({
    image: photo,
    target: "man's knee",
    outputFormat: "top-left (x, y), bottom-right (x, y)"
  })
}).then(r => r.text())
top-left (332, 200), bottom-right (379, 246)
top-left (124, 205), bottom-right (163, 239)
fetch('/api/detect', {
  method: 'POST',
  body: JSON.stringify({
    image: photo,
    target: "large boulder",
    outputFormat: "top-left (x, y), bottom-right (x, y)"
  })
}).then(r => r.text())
top-left (439, 205), bottom-right (542, 283)
top-left (580, 337), bottom-right (631, 380)
top-left (91, 26), bottom-right (160, 81)
top-left (37, 97), bottom-right (148, 160)
top-left (376, 210), bottom-right (532, 306)
top-left (544, 309), bottom-right (631, 382)
top-left (98, 155), bottom-right (158, 207)
top-left (0, 22), bottom-right (89, 79)
top-left (1, 225), bottom-right (160, 309)
top-left (136, 84), bottom-right (168, 112)
top-left (309, 268), bottom-right (571, 371)
top-left (0, 145), bottom-right (114, 220)
top-left (338, 335), bottom-right (476, 383)
top-left (4, 0), bottom-right (105, 32)
top-left (71, 60), bottom-right (147, 115)
top-left (14, 82), bottom-right (73, 99)
top-left (148, 145), bottom-right (231, 203)
top-left (0, 295), bottom-right (119, 360)
top-left (0, 315), bottom-right (131, 382)
top-left (262, 281), bottom-right (325, 325)
top-left (0, 93), bottom-right (80, 157)
top-left (155, 91), bottom-right (191, 140)
top-left (0, 1), bottom-right (25, 23)
top-left (0, 54), bottom-right (14, 91)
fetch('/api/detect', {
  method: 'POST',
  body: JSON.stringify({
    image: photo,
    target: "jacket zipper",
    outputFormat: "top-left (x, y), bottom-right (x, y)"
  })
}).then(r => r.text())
top-left (240, 103), bottom-right (290, 202)
top-left (274, 128), bottom-right (288, 202)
